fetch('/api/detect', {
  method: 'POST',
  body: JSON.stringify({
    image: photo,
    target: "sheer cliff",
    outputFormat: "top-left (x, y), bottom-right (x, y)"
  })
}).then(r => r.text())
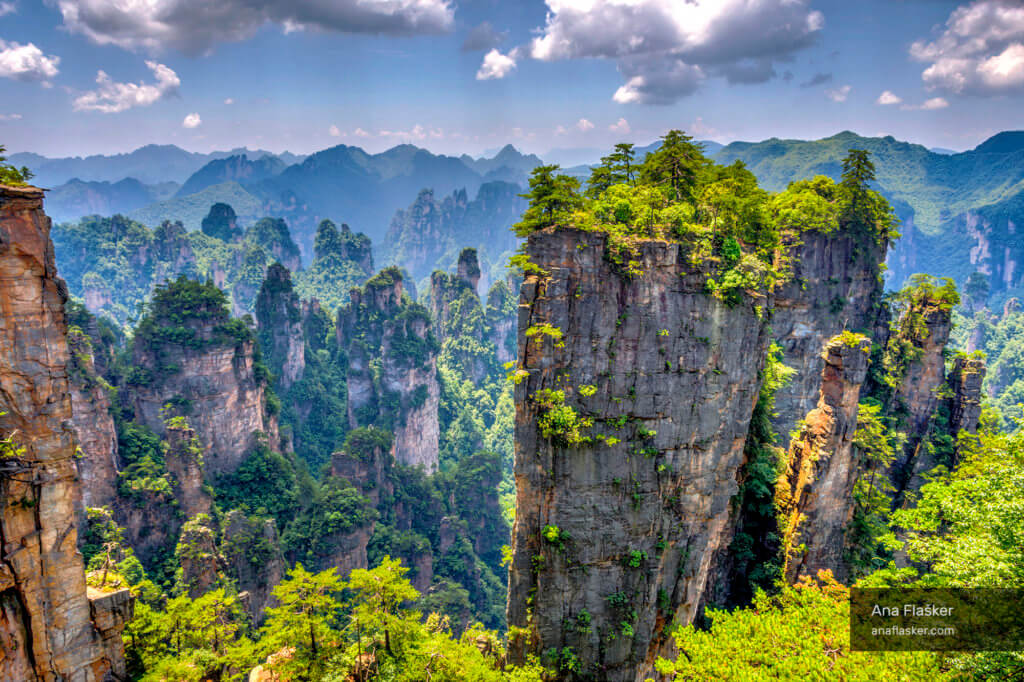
top-left (507, 228), bottom-right (772, 680)
top-left (0, 184), bottom-right (129, 681)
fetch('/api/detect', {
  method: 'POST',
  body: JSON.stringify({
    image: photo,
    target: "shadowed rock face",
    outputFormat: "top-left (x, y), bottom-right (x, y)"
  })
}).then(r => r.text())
top-left (507, 228), bottom-right (772, 681)
top-left (68, 326), bottom-right (119, 511)
top-left (771, 230), bottom-right (886, 449)
top-left (779, 334), bottom-right (871, 583)
top-left (255, 263), bottom-right (305, 391)
top-left (130, 329), bottom-right (279, 479)
top-left (338, 270), bottom-right (440, 472)
top-left (0, 184), bottom-right (129, 681)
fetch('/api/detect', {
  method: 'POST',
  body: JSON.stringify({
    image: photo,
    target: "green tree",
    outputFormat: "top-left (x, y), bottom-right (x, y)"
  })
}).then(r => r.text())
top-left (608, 143), bottom-right (637, 185)
top-left (0, 145), bottom-right (33, 186)
top-left (260, 564), bottom-right (346, 679)
top-left (656, 573), bottom-right (947, 679)
top-left (639, 129), bottom-right (704, 202)
top-left (513, 165), bottom-right (582, 236)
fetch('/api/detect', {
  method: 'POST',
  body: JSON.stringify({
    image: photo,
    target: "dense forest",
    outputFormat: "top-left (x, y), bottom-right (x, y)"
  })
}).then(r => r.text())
top-left (2, 130), bottom-right (1023, 680)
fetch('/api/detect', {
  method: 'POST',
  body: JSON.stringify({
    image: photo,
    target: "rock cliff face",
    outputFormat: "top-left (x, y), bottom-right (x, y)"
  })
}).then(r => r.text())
top-left (507, 228), bottom-right (772, 681)
top-left (903, 354), bottom-right (986, 500)
top-left (0, 184), bottom-right (128, 681)
top-left (67, 326), bottom-right (119, 511)
top-left (889, 307), bottom-right (953, 495)
top-left (338, 269), bottom-right (440, 471)
top-left (778, 335), bottom-right (870, 583)
top-left (164, 420), bottom-right (213, 520)
top-left (771, 230), bottom-right (886, 447)
top-left (221, 511), bottom-right (287, 622)
top-left (130, 321), bottom-right (278, 478)
top-left (255, 263), bottom-right (305, 390)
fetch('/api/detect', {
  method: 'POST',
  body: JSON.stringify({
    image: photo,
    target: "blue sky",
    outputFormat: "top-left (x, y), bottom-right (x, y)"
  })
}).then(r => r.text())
top-left (0, 0), bottom-right (1021, 157)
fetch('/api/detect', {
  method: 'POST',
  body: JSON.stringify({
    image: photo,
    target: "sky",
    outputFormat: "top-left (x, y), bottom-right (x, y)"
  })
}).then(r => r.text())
top-left (0, 0), bottom-right (1021, 158)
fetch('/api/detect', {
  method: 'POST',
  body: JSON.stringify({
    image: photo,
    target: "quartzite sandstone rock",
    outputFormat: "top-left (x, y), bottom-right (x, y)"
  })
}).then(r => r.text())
top-left (779, 334), bottom-right (871, 583)
top-left (771, 229), bottom-right (886, 448)
top-left (0, 184), bottom-right (129, 681)
top-left (508, 228), bottom-right (772, 681)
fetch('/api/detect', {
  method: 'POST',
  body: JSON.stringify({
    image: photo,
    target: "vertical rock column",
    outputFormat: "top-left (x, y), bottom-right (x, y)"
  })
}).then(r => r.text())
top-left (771, 230), bottom-right (885, 448)
top-left (778, 334), bottom-right (871, 583)
top-left (508, 228), bottom-right (772, 682)
top-left (0, 184), bottom-right (128, 681)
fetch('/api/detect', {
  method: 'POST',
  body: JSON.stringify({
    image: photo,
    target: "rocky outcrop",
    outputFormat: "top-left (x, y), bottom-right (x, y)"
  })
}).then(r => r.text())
top-left (88, 586), bottom-right (134, 680)
top-left (221, 511), bottom-right (286, 622)
top-left (778, 334), bottom-right (871, 583)
top-left (177, 516), bottom-right (223, 599)
top-left (164, 420), bottom-right (213, 519)
top-left (486, 280), bottom-right (518, 365)
top-left (903, 354), bottom-right (986, 500)
top-left (946, 354), bottom-right (985, 441)
top-left (255, 263), bottom-right (305, 390)
top-left (507, 228), bottom-right (772, 681)
top-left (771, 229), bottom-right (886, 448)
top-left (338, 268), bottom-right (440, 472)
top-left (889, 306), bottom-right (953, 495)
top-left (67, 326), bottom-right (119, 511)
top-left (130, 310), bottom-right (278, 478)
top-left (0, 184), bottom-right (128, 680)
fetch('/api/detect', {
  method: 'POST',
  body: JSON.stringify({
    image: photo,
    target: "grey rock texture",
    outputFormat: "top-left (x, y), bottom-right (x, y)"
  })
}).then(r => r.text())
top-left (255, 263), bottom-right (305, 390)
top-left (507, 228), bottom-right (772, 681)
top-left (779, 334), bottom-right (871, 583)
top-left (771, 229), bottom-right (886, 448)
top-left (338, 269), bottom-right (440, 471)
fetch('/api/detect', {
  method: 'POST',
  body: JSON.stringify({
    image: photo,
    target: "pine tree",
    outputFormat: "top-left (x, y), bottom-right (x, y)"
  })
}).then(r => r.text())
top-left (513, 164), bottom-right (583, 236)
top-left (639, 130), bottom-right (704, 202)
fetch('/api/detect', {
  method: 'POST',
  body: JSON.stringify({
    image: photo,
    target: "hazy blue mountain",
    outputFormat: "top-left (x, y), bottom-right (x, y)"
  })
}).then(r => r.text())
top-left (176, 154), bottom-right (287, 197)
top-left (10, 145), bottom-right (304, 186)
top-left (247, 143), bottom-right (487, 256)
top-left (129, 181), bottom-right (264, 232)
top-left (45, 178), bottom-right (178, 224)
top-left (549, 139), bottom-right (723, 175)
top-left (929, 147), bottom-right (958, 155)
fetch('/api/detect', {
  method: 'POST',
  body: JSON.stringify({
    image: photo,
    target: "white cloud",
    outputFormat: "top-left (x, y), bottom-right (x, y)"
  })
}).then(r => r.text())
top-left (876, 90), bottom-right (902, 105)
top-left (576, 117), bottom-right (594, 132)
top-left (0, 113), bottom-right (21, 121)
top-left (608, 117), bottom-right (630, 134)
top-left (73, 60), bottom-right (179, 113)
top-left (476, 48), bottom-right (516, 80)
top-left (910, 0), bottom-right (1024, 95)
top-left (223, 97), bottom-right (234, 105)
top-left (0, 39), bottom-right (60, 84)
top-left (901, 96), bottom-right (951, 111)
top-left (0, 3), bottom-right (15, 17)
top-left (826, 84), bottom-right (851, 102)
top-left (354, 127), bottom-right (371, 138)
top-left (378, 124), bottom-right (441, 140)
top-left (514, 0), bottom-right (823, 104)
top-left (554, 125), bottom-right (568, 135)
top-left (182, 112), bottom-right (201, 128)
top-left (921, 96), bottom-right (951, 110)
top-left (54, 0), bottom-right (454, 55)
top-left (329, 124), bottom-right (341, 137)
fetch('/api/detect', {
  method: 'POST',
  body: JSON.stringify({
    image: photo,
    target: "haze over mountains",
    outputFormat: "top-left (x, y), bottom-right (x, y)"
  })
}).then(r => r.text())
top-left (16, 130), bottom-right (1024, 302)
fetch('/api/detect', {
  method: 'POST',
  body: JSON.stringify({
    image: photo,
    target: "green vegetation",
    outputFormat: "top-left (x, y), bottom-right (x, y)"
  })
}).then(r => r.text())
top-left (0, 144), bottom-right (33, 186)
top-left (513, 132), bottom-right (896, 305)
top-left (656, 573), bottom-right (946, 679)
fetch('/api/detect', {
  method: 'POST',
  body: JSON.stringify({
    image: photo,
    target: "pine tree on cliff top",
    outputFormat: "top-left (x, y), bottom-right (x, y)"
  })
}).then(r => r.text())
top-left (0, 145), bottom-right (33, 186)
top-left (513, 164), bottom-right (582, 236)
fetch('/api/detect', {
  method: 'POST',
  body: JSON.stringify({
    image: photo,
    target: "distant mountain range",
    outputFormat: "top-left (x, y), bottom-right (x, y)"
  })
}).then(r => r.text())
top-left (17, 131), bottom-right (1024, 304)
top-left (9, 144), bottom-right (305, 187)
top-left (717, 130), bottom-right (1024, 300)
